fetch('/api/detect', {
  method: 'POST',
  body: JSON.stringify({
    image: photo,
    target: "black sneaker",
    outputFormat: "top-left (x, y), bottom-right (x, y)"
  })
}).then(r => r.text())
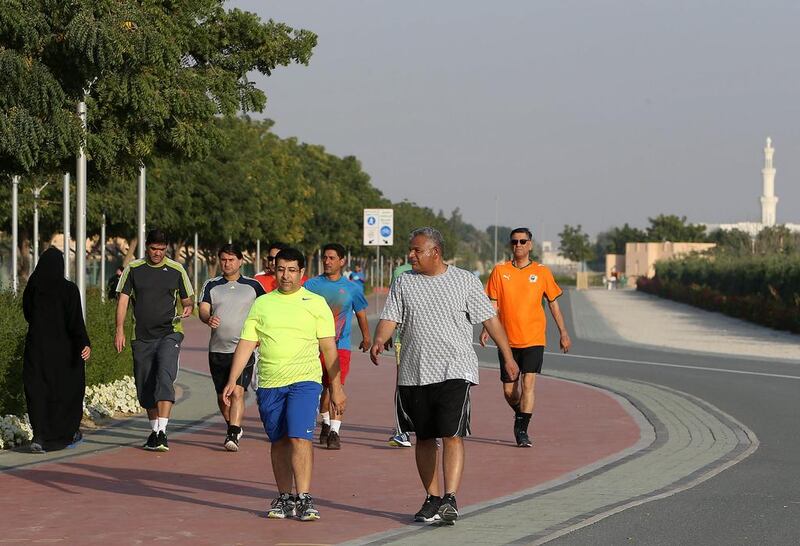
top-left (295, 493), bottom-right (320, 521)
top-left (438, 493), bottom-right (458, 525)
top-left (143, 431), bottom-right (158, 451)
top-left (224, 433), bottom-right (239, 452)
top-left (155, 430), bottom-right (169, 452)
top-left (414, 495), bottom-right (442, 522)
top-left (517, 430), bottom-right (533, 448)
top-left (319, 423), bottom-right (330, 445)
top-left (267, 493), bottom-right (296, 519)
top-left (326, 430), bottom-right (341, 450)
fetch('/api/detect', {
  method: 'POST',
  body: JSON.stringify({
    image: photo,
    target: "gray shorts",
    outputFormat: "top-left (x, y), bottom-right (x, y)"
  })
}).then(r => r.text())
top-left (131, 332), bottom-right (184, 408)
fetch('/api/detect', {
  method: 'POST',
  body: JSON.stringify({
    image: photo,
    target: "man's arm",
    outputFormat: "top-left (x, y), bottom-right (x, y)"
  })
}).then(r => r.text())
top-left (370, 319), bottom-right (398, 365)
top-left (221, 339), bottom-right (258, 405)
top-left (114, 293), bottom-right (129, 353)
top-left (198, 302), bottom-right (220, 328)
top-left (479, 300), bottom-right (500, 346)
top-left (355, 310), bottom-right (371, 352)
top-left (482, 315), bottom-right (519, 381)
top-left (179, 297), bottom-right (194, 318)
top-left (547, 299), bottom-right (572, 353)
top-left (320, 336), bottom-right (347, 415)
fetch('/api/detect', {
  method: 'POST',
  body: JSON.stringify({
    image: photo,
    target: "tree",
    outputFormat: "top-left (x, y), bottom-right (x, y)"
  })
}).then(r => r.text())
top-left (1, 1), bottom-right (317, 179)
top-left (708, 228), bottom-right (753, 257)
top-left (558, 224), bottom-right (594, 263)
top-left (595, 223), bottom-right (648, 255)
top-left (646, 214), bottom-right (707, 242)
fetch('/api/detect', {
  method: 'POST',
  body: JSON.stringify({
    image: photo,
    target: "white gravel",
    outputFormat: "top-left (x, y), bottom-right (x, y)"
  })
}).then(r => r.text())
top-left (573, 289), bottom-right (800, 362)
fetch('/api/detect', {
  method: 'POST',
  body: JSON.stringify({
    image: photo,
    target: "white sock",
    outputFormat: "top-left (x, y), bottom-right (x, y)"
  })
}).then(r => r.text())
top-left (330, 420), bottom-right (341, 433)
top-left (321, 412), bottom-right (330, 425)
top-left (150, 419), bottom-right (158, 432)
top-left (157, 417), bottom-right (169, 432)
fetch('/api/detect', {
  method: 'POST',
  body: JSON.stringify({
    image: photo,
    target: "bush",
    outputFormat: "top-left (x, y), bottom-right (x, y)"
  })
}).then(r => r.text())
top-left (0, 288), bottom-right (133, 416)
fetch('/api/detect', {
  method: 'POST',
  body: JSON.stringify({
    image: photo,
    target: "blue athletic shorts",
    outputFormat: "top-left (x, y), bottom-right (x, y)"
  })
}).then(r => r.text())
top-left (256, 381), bottom-right (322, 442)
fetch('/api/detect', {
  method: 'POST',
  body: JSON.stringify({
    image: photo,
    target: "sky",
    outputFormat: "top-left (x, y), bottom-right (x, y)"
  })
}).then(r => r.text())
top-left (232, 0), bottom-right (800, 241)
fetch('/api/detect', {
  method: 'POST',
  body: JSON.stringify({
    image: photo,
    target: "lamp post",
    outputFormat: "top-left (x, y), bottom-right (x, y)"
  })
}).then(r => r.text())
top-left (193, 232), bottom-right (199, 304)
top-left (11, 175), bottom-right (20, 295)
top-left (32, 182), bottom-right (50, 269)
top-left (100, 213), bottom-right (106, 302)
top-left (76, 99), bottom-right (88, 317)
top-left (63, 173), bottom-right (71, 279)
top-left (137, 165), bottom-right (146, 259)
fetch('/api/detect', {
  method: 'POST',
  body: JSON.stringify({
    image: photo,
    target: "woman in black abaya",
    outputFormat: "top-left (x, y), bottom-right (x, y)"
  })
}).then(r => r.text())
top-left (23, 247), bottom-right (91, 453)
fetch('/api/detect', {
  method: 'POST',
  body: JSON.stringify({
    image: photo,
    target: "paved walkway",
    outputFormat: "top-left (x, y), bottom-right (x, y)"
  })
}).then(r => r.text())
top-left (571, 288), bottom-right (800, 362)
top-left (0, 301), bottom-right (760, 544)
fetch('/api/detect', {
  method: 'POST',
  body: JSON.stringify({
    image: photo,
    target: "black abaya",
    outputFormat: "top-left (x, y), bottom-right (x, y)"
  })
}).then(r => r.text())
top-left (22, 248), bottom-right (91, 451)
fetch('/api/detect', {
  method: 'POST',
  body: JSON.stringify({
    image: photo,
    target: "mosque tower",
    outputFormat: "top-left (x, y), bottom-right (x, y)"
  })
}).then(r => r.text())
top-left (760, 137), bottom-right (778, 227)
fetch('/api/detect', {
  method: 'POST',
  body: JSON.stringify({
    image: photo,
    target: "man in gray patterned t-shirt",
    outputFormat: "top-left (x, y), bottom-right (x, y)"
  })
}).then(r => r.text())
top-left (371, 227), bottom-right (519, 525)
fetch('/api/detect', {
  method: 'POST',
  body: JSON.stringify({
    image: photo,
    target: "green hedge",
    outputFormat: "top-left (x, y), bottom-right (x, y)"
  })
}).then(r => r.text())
top-left (0, 288), bottom-right (133, 416)
top-left (638, 259), bottom-right (800, 334)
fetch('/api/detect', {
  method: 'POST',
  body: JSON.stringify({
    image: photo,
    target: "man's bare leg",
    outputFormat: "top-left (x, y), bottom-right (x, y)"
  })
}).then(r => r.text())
top-left (441, 436), bottom-right (464, 494)
top-left (415, 438), bottom-right (441, 496)
top-left (271, 437), bottom-right (294, 494)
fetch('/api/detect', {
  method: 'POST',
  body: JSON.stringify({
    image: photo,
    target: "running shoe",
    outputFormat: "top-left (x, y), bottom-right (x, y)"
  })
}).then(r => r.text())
top-left (327, 430), bottom-right (341, 450)
top-left (319, 423), bottom-right (331, 445)
top-left (414, 495), bottom-right (442, 522)
top-left (143, 431), bottom-right (158, 451)
top-left (267, 493), bottom-right (296, 519)
top-left (388, 432), bottom-right (412, 447)
top-left (517, 430), bottom-right (533, 448)
top-left (438, 493), bottom-right (459, 525)
top-left (295, 493), bottom-right (320, 521)
top-left (155, 430), bottom-right (169, 452)
top-left (224, 432), bottom-right (239, 452)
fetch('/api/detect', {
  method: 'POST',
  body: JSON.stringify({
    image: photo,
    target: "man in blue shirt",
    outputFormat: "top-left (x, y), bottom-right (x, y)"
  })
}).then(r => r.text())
top-left (305, 243), bottom-right (371, 449)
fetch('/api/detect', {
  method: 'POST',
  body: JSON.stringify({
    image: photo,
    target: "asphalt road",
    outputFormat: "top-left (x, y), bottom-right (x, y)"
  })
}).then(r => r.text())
top-left (473, 291), bottom-right (800, 545)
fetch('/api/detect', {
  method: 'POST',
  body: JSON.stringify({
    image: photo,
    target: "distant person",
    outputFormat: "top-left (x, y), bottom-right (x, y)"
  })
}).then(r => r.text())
top-left (23, 248), bottom-right (91, 453)
top-left (107, 267), bottom-right (123, 301)
top-left (223, 248), bottom-right (346, 521)
top-left (115, 229), bottom-right (194, 452)
top-left (481, 227), bottom-right (572, 447)
top-left (371, 227), bottom-right (518, 525)
top-left (254, 242), bottom-right (307, 292)
top-left (387, 262), bottom-right (413, 447)
top-left (608, 265), bottom-right (619, 290)
top-left (349, 264), bottom-right (366, 286)
top-left (199, 244), bottom-right (265, 451)
top-left (304, 243), bottom-right (371, 449)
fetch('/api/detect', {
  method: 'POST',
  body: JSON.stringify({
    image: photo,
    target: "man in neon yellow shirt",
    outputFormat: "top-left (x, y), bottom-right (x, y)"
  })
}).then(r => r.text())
top-left (223, 248), bottom-right (346, 522)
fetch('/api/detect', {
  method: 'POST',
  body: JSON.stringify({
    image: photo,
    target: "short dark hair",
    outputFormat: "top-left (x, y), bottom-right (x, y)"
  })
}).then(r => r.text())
top-left (322, 243), bottom-right (346, 259)
top-left (510, 227), bottom-right (533, 240)
top-left (275, 248), bottom-right (305, 269)
top-left (145, 229), bottom-right (167, 246)
top-left (268, 242), bottom-right (289, 253)
top-left (218, 243), bottom-right (242, 259)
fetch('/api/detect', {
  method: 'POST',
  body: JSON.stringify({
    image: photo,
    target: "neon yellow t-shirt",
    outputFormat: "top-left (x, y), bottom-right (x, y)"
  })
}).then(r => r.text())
top-left (240, 287), bottom-right (335, 388)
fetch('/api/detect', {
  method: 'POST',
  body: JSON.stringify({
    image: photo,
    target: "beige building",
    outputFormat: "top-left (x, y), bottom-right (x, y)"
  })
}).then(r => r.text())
top-left (619, 241), bottom-right (716, 282)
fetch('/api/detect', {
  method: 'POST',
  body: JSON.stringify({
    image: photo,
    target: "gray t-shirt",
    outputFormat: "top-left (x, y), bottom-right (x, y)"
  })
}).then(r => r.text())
top-left (381, 266), bottom-right (495, 386)
top-left (201, 275), bottom-right (265, 353)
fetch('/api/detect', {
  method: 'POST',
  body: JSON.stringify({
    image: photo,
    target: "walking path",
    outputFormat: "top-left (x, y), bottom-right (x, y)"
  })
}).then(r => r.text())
top-left (0, 291), bottom-right (762, 544)
top-left (571, 288), bottom-right (800, 362)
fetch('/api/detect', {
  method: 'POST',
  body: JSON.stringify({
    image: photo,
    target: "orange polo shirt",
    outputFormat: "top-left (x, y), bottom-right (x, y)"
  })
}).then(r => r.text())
top-left (486, 261), bottom-right (562, 348)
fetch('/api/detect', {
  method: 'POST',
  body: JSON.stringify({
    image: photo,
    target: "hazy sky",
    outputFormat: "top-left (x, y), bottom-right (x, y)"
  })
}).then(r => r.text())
top-left (233, 0), bottom-right (800, 240)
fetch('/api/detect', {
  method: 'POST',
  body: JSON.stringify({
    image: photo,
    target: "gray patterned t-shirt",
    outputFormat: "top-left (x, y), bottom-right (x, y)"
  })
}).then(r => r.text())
top-left (381, 266), bottom-right (496, 386)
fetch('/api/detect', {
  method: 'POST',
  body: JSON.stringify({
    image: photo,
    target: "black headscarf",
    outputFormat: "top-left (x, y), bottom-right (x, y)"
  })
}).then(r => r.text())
top-left (27, 247), bottom-right (65, 292)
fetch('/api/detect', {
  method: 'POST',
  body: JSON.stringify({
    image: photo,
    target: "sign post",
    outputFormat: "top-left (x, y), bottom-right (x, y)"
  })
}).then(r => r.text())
top-left (363, 208), bottom-right (394, 312)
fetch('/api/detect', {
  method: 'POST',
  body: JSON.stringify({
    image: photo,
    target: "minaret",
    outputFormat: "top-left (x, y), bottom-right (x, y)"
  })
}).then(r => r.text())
top-left (760, 136), bottom-right (778, 227)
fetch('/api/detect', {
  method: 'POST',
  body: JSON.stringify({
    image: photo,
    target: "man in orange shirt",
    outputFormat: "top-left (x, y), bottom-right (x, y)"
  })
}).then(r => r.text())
top-left (480, 227), bottom-right (571, 447)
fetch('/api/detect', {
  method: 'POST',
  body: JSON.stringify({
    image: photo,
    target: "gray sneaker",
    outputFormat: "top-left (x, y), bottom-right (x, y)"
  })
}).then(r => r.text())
top-left (438, 493), bottom-right (458, 525)
top-left (267, 493), bottom-right (296, 519)
top-left (296, 493), bottom-right (320, 521)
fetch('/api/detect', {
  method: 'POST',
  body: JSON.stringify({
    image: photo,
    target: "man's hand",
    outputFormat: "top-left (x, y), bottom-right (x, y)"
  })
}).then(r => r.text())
top-left (560, 332), bottom-right (572, 353)
top-left (329, 385), bottom-right (347, 416)
top-left (358, 337), bottom-right (372, 352)
top-left (221, 382), bottom-right (236, 407)
top-left (208, 315), bottom-right (221, 329)
top-left (180, 304), bottom-right (193, 319)
top-left (504, 358), bottom-right (520, 382)
top-left (369, 341), bottom-right (384, 365)
top-left (81, 346), bottom-right (91, 361)
top-left (114, 329), bottom-right (126, 353)
top-left (479, 327), bottom-right (490, 347)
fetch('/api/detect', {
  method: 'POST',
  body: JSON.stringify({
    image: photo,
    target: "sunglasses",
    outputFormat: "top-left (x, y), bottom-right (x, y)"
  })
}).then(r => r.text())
top-left (510, 239), bottom-right (529, 246)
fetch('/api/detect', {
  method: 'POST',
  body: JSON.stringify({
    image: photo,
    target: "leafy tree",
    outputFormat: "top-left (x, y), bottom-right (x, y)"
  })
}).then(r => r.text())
top-left (595, 223), bottom-right (648, 254)
top-left (755, 225), bottom-right (800, 255)
top-left (558, 224), bottom-right (594, 263)
top-left (1, 0), bottom-right (316, 179)
top-left (646, 214), bottom-right (707, 242)
top-left (708, 228), bottom-right (753, 257)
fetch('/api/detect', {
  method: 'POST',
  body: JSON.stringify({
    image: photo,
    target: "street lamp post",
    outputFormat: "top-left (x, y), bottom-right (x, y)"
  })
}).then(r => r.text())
top-left (100, 213), bottom-right (106, 302)
top-left (137, 165), bottom-right (146, 259)
top-left (32, 182), bottom-right (50, 269)
top-left (193, 232), bottom-right (199, 304)
top-left (63, 173), bottom-right (71, 279)
top-left (76, 99), bottom-right (88, 317)
top-left (11, 175), bottom-right (20, 295)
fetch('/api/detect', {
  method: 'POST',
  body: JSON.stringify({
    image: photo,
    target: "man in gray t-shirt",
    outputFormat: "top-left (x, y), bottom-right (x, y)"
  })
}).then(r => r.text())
top-left (199, 244), bottom-right (265, 451)
top-left (371, 227), bottom-right (519, 525)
